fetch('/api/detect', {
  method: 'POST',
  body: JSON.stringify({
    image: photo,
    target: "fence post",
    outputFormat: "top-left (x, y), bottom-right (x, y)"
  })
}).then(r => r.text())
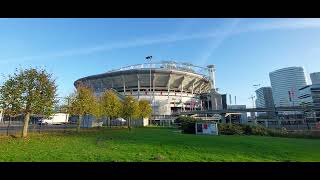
top-left (39, 123), bottom-right (41, 134)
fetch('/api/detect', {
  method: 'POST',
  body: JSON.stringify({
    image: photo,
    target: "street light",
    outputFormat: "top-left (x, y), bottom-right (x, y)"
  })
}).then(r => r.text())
top-left (249, 95), bottom-right (256, 124)
top-left (252, 84), bottom-right (260, 122)
top-left (146, 56), bottom-right (153, 125)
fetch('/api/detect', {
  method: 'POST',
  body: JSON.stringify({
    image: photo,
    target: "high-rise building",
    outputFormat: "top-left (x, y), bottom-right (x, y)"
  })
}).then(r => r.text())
top-left (269, 67), bottom-right (307, 107)
top-left (298, 72), bottom-right (320, 121)
top-left (298, 84), bottom-right (320, 121)
top-left (255, 87), bottom-right (274, 117)
top-left (310, 72), bottom-right (320, 85)
top-left (255, 87), bottom-right (274, 108)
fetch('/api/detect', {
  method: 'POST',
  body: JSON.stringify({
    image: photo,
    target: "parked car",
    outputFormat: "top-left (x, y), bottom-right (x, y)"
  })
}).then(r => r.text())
top-left (111, 118), bottom-right (127, 126)
top-left (37, 119), bottom-right (48, 125)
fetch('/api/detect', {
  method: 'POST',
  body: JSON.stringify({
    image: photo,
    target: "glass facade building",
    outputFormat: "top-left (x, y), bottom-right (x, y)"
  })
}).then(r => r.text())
top-left (269, 67), bottom-right (307, 107)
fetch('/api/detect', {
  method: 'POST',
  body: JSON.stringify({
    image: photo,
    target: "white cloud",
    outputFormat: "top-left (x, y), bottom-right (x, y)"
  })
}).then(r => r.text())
top-left (197, 18), bottom-right (241, 66)
top-left (235, 18), bottom-right (320, 33)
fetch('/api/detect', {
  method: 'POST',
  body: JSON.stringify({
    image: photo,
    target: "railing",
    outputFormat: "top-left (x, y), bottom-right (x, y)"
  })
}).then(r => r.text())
top-left (173, 106), bottom-right (318, 115)
top-left (109, 88), bottom-right (125, 101)
top-left (107, 61), bottom-right (211, 79)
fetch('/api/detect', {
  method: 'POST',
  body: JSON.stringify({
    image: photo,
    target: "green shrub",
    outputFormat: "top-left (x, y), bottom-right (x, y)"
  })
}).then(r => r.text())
top-left (181, 120), bottom-right (197, 134)
top-left (218, 123), bottom-right (244, 135)
top-left (218, 124), bottom-right (268, 136)
top-left (176, 116), bottom-right (214, 134)
top-left (251, 125), bottom-right (269, 136)
top-left (175, 116), bottom-right (196, 125)
top-left (267, 128), bottom-right (287, 137)
top-left (175, 116), bottom-right (202, 134)
top-left (267, 129), bottom-right (320, 139)
top-left (240, 124), bottom-right (253, 135)
top-left (176, 116), bottom-right (320, 139)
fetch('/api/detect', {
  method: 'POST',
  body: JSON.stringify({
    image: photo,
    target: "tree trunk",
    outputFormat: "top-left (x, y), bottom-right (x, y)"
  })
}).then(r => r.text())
top-left (22, 112), bottom-right (30, 138)
top-left (6, 116), bottom-right (11, 136)
top-left (128, 117), bottom-right (131, 132)
top-left (77, 115), bottom-right (82, 132)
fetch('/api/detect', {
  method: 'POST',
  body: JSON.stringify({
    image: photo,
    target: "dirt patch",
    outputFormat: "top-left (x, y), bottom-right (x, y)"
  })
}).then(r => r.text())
top-left (150, 154), bottom-right (165, 161)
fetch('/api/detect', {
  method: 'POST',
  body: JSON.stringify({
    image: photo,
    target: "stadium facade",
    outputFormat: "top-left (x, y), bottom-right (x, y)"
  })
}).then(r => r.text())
top-left (74, 61), bottom-right (222, 116)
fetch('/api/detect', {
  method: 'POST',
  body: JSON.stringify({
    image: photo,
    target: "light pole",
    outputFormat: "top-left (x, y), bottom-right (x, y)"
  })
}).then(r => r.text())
top-left (249, 95), bottom-right (255, 109)
top-left (252, 84), bottom-right (260, 123)
top-left (249, 95), bottom-right (256, 124)
top-left (146, 56), bottom-right (153, 125)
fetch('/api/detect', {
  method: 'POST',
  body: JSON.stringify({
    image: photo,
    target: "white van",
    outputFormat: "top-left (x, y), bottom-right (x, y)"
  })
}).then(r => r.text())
top-left (39, 113), bottom-right (69, 125)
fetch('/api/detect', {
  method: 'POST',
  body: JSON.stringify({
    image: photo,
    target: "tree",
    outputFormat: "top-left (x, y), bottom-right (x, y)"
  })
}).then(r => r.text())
top-left (100, 90), bottom-right (122, 127)
top-left (0, 77), bottom-right (23, 135)
top-left (67, 85), bottom-right (98, 132)
top-left (138, 99), bottom-right (152, 119)
top-left (121, 96), bottom-right (139, 131)
top-left (92, 96), bottom-right (104, 126)
top-left (0, 68), bottom-right (57, 137)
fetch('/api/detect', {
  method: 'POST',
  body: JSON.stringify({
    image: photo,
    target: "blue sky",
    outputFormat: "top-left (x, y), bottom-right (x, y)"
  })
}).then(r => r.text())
top-left (0, 18), bottom-right (320, 107)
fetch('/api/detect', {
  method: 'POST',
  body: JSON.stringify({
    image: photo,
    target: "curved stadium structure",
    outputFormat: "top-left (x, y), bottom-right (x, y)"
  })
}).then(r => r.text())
top-left (74, 61), bottom-right (218, 116)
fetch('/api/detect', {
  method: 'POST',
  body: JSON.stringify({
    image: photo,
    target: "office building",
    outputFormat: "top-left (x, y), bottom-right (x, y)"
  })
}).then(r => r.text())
top-left (310, 72), bottom-right (320, 85)
top-left (298, 72), bottom-right (320, 121)
top-left (269, 67), bottom-right (307, 107)
top-left (255, 87), bottom-right (275, 117)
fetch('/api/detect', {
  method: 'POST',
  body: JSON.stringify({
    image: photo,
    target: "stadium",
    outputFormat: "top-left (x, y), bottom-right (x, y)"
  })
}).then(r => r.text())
top-left (74, 61), bottom-right (221, 118)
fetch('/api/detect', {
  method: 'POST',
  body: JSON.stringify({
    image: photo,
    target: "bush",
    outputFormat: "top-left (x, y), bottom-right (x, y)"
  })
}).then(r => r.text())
top-left (251, 125), bottom-right (269, 136)
top-left (267, 129), bottom-right (320, 139)
top-left (176, 116), bottom-right (319, 139)
top-left (218, 124), bottom-right (269, 136)
top-left (267, 129), bottom-right (288, 137)
top-left (218, 123), bottom-right (244, 135)
top-left (175, 116), bottom-right (203, 134)
top-left (175, 116), bottom-right (196, 125)
top-left (239, 124), bottom-right (253, 135)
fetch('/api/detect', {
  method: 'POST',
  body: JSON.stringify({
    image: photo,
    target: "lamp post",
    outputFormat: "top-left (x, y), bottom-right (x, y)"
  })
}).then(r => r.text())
top-left (146, 56), bottom-right (153, 125)
top-left (253, 84), bottom-right (260, 118)
top-left (249, 95), bottom-right (256, 124)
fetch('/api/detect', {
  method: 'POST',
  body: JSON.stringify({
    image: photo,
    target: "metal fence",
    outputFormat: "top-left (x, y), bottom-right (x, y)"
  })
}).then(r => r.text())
top-left (260, 123), bottom-right (318, 130)
top-left (0, 123), bottom-right (77, 136)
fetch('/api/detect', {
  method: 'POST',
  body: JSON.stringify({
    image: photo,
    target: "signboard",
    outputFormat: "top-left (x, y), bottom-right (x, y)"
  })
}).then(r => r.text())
top-left (195, 123), bottom-right (218, 135)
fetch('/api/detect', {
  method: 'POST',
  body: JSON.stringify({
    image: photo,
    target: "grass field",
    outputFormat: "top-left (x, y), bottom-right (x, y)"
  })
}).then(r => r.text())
top-left (0, 127), bottom-right (320, 162)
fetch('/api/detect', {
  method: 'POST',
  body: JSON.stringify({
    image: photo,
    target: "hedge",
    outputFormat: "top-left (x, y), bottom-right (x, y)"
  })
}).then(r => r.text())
top-left (175, 116), bottom-right (320, 139)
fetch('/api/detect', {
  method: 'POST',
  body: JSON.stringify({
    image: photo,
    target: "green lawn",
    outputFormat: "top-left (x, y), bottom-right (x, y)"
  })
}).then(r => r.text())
top-left (0, 127), bottom-right (320, 162)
